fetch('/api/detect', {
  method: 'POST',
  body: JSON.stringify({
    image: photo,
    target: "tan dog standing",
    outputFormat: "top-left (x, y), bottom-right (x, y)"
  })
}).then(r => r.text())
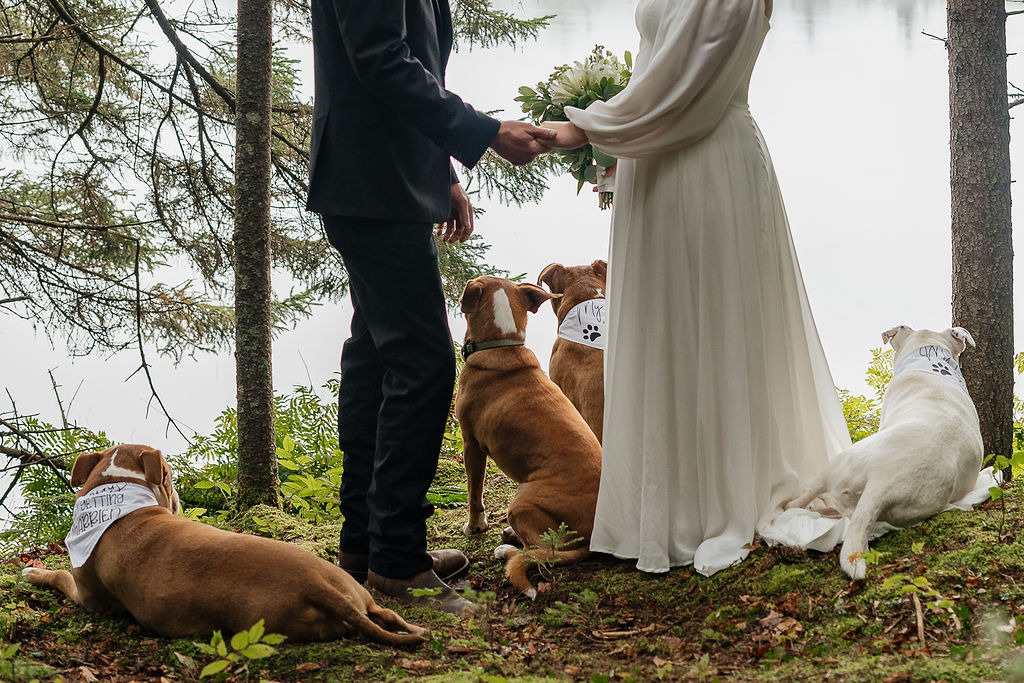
top-left (537, 260), bottom-right (607, 442)
top-left (23, 444), bottom-right (427, 646)
top-left (455, 276), bottom-right (602, 598)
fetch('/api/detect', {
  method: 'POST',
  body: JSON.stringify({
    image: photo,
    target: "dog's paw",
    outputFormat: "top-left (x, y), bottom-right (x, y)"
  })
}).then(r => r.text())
top-left (501, 526), bottom-right (522, 547)
top-left (841, 556), bottom-right (867, 581)
top-left (462, 519), bottom-right (488, 536)
top-left (21, 567), bottom-right (44, 581)
top-left (494, 544), bottom-right (518, 561)
top-left (524, 587), bottom-right (538, 601)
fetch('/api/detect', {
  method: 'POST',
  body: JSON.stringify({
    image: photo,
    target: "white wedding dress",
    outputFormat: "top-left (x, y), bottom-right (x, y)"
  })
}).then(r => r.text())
top-left (565, 0), bottom-right (854, 576)
top-left (566, 0), bottom-right (997, 577)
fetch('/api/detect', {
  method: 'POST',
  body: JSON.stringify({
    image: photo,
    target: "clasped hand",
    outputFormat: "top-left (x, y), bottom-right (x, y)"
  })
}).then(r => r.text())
top-left (490, 120), bottom-right (589, 166)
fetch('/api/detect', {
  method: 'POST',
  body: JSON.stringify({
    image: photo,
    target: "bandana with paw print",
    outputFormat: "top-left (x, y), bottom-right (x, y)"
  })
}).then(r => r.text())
top-left (893, 345), bottom-right (969, 395)
top-left (557, 298), bottom-right (606, 350)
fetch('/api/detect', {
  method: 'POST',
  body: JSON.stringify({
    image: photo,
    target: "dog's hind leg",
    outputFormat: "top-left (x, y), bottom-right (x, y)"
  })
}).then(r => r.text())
top-left (22, 568), bottom-right (83, 604)
top-left (364, 601), bottom-right (431, 643)
top-left (319, 590), bottom-right (428, 646)
top-left (784, 470), bottom-right (829, 510)
top-left (839, 484), bottom-right (889, 581)
top-left (501, 499), bottom-right (590, 599)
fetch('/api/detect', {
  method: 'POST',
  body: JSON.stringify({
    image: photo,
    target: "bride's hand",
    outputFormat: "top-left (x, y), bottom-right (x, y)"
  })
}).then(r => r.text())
top-left (541, 121), bottom-right (589, 149)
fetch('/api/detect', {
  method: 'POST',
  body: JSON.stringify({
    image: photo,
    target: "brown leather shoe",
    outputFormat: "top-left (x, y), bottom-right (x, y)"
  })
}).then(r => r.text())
top-left (367, 568), bottom-right (477, 615)
top-left (429, 548), bottom-right (470, 581)
top-left (339, 549), bottom-right (470, 584)
top-left (338, 552), bottom-right (369, 584)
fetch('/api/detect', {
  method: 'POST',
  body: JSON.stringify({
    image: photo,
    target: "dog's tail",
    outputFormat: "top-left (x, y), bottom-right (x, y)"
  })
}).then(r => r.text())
top-left (501, 545), bottom-right (591, 600)
top-left (839, 484), bottom-right (888, 581)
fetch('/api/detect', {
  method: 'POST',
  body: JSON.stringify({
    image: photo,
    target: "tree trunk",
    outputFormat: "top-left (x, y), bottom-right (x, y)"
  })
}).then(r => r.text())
top-left (233, 0), bottom-right (279, 508)
top-left (948, 0), bottom-right (1014, 464)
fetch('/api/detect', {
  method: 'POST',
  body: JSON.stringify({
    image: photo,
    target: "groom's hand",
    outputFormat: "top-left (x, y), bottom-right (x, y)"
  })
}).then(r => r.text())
top-left (437, 182), bottom-right (474, 244)
top-left (490, 121), bottom-right (557, 165)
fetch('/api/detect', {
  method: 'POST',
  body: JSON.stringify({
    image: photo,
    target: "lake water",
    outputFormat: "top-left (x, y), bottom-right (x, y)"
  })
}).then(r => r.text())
top-left (2, 0), bottom-right (1023, 482)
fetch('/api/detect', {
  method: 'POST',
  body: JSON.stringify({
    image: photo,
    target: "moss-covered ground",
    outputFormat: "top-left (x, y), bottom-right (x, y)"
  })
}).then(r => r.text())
top-left (3, 463), bottom-right (1024, 682)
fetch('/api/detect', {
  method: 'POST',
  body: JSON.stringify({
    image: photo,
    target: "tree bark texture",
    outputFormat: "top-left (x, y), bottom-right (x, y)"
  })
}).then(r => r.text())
top-left (234, 0), bottom-right (279, 508)
top-left (948, 0), bottom-right (1014, 460)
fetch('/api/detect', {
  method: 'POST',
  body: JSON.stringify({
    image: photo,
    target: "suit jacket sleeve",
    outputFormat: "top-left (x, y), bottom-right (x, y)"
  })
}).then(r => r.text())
top-left (334, 0), bottom-right (499, 169)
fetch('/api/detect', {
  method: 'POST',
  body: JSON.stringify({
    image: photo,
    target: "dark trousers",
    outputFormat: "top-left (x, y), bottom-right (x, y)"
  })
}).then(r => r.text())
top-left (323, 216), bottom-right (456, 579)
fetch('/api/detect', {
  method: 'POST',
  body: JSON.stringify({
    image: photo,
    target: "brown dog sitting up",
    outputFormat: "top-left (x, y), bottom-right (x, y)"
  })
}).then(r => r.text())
top-left (455, 276), bottom-right (602, 599)
top-left (537, 260), bottom-right (607, 442)
top-left (22, 444), bottom-right (427, 646)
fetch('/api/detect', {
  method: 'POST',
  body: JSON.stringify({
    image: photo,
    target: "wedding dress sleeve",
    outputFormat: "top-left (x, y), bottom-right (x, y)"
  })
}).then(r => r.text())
top-left (564, 0), bottom-right (765, 159)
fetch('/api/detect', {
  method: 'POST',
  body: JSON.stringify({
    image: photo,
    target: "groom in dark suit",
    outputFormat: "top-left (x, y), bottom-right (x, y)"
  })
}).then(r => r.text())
top-left (307, 0), bottom-right (554, 613)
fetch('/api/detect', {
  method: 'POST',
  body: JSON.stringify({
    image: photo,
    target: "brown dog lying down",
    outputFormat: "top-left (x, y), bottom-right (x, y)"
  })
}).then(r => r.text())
top-left (456, 276), bottom-right (602, 599)
top-left (537, 260), bottom-right (607, 442)
top-left (22, 444), bottom-right (427, 646)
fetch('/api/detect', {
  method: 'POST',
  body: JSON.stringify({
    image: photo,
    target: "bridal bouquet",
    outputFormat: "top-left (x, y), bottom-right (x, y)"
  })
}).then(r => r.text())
top-left (515, 45), bottom-right (631, 209)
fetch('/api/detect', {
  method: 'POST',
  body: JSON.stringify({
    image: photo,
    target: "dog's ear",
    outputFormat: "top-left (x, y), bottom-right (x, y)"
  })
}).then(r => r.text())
top-left (537, 263), bottom-right (566, 315)
top-left (70, 451), bottom-right (105, 488)
top-left (591, 259), bottom-right (608, 283)
top-left (947, 327), bottom-right (976, 355)
top-left (881, 325), bottom-right (910, 345)
top-left (139, 448), bottom-right (166, 485)
top-left (518, 283), bottom-right (557, 314)
top-left (881, 325), bottom-right (913, 354)
top-left (537, 263), bottom-right (566, 292)
top-left (459, 280), bottom-right (484, 316)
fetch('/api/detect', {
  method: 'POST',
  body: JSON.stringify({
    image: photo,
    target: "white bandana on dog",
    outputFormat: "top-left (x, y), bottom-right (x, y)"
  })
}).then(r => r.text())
top-left (557, 299), bottom-right (607, 350)
top-left (65, 482), bottom-right (159, 568)
top-left (893, 345), bottom-right (970, 395)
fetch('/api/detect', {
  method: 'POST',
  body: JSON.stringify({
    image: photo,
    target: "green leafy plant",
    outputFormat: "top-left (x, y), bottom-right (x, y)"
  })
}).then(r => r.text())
top-left (540, 588), bottom-right (599, 628)
top-left (985, 451), bottom-right (1024, 535)
top-left (172, 380), bottom-right (344, 522)
top-left (194, 619), bottom-right (286, 680)
top-left (523, 522), bottom-right (585, 584)
top-left (0, 419), bottom-right (109, 555)
top-left (882, 573), bottom-right (955, 617)
top-left (837, 347), bottom-right (893, 443)
top-left (0, 642), bottom-right (19, 681)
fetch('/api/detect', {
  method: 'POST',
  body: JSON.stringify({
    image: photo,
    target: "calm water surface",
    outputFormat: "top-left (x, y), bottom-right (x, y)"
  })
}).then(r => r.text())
top-left (2, 0), bottom-right (1023, 491)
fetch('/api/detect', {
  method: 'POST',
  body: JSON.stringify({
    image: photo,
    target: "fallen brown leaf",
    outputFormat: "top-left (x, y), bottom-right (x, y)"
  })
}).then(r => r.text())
top-left (173, 652), bottom-right (196, 670)
top-left (396, 658), bottom-right (433, 673)
top-left (296, 662), bottom-right (323, 673)
top-left (69, 666), bottom-right (99, 683)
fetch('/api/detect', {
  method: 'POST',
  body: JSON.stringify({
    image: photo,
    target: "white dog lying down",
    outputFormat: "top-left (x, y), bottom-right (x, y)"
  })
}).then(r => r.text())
top-left (786, 326), bottom-right (985, 580)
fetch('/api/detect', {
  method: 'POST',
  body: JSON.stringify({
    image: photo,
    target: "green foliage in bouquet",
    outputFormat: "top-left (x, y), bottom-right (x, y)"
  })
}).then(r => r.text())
top-left (516, 45), bottom-right (631, 205)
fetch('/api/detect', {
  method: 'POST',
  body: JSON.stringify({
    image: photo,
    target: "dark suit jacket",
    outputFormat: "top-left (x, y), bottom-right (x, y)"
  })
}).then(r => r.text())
top-left (306, 0), bottom-right (500, 222)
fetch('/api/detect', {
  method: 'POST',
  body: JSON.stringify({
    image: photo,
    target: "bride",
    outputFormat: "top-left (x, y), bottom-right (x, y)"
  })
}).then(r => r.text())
top-left (543, 0), bottom-right (853, 576)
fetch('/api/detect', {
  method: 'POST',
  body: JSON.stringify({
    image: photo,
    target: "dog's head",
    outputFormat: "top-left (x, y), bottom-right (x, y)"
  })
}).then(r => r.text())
top-left (70, 444), bottom-right (180, 515)
top-left (537, 260), bottom-right (607, 318)
top-left (882, 325), bottom-right (977, 361)
top-left (459, 276), bottom-right (554, 343)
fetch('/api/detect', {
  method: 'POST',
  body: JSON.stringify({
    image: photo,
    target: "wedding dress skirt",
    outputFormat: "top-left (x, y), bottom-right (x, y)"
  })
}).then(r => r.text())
top-left (565, 0), bottom-right (995, 577)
